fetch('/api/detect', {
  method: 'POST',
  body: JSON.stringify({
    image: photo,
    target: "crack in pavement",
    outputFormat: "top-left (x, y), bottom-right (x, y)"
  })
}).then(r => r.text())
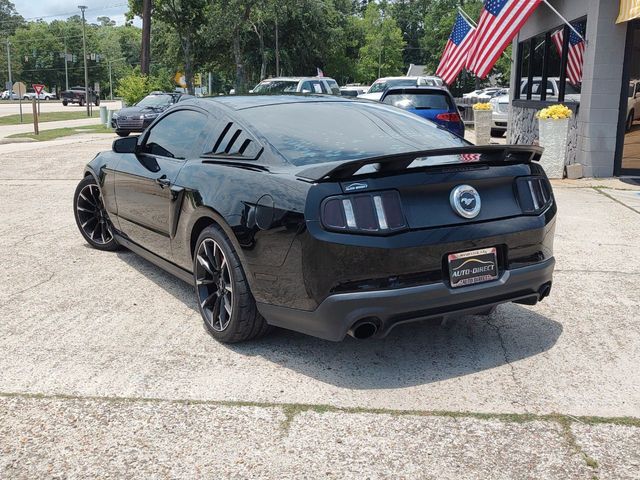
top-left (0, 271), bottom-right (55, 306)
top-left (485, 318), bottom-right (529, 413)
top-left (592, 187), bottom-right (640, 215)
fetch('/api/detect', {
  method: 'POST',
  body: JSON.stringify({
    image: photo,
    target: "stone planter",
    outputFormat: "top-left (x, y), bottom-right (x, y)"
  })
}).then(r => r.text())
top-left (538, 117), bottom-right (570, 179)
top-left (473, 109), bottom-right (492, 146)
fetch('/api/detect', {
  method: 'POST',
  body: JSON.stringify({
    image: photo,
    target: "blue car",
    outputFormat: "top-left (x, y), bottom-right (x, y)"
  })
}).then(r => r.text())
top-left (380, 86), bottom-right (465, 137)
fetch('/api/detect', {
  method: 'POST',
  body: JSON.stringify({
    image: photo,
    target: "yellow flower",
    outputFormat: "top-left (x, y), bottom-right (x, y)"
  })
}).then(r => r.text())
top-left (537, 104), bottom-right (572, 120)
top-left (473, 102), bottom-right (492, 111)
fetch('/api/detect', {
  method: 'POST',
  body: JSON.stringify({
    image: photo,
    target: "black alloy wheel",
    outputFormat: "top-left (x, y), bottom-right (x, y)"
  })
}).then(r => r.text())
top-left (194, 225), bottom-right (271, 343)
top-left (196, 237), bottom-right (234, 332)
top-left (73, 176), bottom-right (119, 251)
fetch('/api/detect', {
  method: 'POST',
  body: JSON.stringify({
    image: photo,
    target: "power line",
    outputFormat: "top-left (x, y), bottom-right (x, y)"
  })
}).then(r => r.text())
top-left (0, 3), bottom-right (129, 28)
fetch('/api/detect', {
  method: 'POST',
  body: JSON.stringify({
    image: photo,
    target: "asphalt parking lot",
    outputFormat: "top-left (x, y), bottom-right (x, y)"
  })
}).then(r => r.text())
top-left (1, 135), bottom-right (639, 478)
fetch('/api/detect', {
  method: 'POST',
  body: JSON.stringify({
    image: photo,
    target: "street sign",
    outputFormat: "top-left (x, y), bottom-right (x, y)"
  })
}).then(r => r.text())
top-left (12, 81), bottom-right (26, 96)
top-left (33, 84), bottom-right (45, 95)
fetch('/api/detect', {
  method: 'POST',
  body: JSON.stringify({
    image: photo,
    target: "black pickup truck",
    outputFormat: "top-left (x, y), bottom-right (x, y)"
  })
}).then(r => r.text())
top-left (61, 86), bottom-right (100, 106)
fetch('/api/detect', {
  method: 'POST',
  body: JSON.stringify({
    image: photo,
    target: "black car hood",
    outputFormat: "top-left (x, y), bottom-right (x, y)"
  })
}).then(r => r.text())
top-left (118, 105), bottom-right (167, 116)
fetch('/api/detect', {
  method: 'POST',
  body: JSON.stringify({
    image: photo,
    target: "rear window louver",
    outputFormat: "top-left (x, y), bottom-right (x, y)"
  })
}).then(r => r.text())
top-left (208, 122), bottom-right (262, 160)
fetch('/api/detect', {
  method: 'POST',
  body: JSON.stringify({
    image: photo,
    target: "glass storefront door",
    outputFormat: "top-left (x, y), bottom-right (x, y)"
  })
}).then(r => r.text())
top-left (619, 21), bottom-right (640, 173)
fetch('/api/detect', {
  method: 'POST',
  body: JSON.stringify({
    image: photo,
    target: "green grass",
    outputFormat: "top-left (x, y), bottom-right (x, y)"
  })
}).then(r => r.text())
top-left (7, 123), bottom-right (114, 141)
top-left (0, 110), bottom-right (99, 125)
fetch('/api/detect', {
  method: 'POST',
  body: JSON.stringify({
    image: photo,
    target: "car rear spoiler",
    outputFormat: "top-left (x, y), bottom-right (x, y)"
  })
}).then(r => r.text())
top-left (295, 145), bottom-right (543, 182)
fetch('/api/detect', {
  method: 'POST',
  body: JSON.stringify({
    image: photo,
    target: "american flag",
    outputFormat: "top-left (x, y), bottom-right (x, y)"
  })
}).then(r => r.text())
top-left (551, 24), bottom-right (586, 86)
top-left (436, 13), bottom-right (476, 85)
top-left (466, 0), bottom-right (543, 79)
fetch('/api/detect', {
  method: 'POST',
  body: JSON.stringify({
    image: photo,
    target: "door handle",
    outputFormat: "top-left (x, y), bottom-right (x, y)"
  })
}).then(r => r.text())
top-left (155, 175), bottom-right (171, 188)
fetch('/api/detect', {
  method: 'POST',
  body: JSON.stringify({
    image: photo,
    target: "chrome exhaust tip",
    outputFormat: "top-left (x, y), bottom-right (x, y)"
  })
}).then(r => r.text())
top-left (347, 319), bottom-right (379, 340)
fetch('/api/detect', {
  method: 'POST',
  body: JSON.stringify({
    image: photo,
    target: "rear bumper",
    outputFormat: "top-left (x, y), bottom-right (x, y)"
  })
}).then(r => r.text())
top-left (257, 257), bottom-right (555, 341)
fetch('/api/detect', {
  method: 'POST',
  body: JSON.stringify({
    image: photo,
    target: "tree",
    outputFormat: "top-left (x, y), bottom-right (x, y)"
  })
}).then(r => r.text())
top-left (356, 2), bottom-right (405, 83)
top-left (128, 0), bottom-right (207, 94)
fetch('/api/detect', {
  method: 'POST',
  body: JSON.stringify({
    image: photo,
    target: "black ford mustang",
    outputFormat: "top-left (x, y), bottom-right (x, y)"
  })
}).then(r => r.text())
top-left (74, 95), bottom-right (556, 343)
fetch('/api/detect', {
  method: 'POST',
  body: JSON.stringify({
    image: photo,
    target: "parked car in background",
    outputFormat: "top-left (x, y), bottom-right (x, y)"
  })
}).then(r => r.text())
top-left (62, 86), bottom-right (100, 106)
top-left (24, 89), bottom-right (57, 101)
top-left (251, 76), bottom-right (340, 95)
top-left (476, 88), bottom-right (508, 101)
top-left (489, 94), bottom-right (509, 137)
top-left (340, 85), bottom-right (369, 97)
top-left (488, 78), bottom-right (581, 137)
top-left (1, 90), bottom-right (20, 100)
top-left (519, 77), bottom-right (581, 102)
top-left (380, 86), bottom-right (464, 137)
top-left (626, 79), bottom-right (640, 132)
top-left (463, 87), bottom-right (504, 101)
top-left (111, 92), bottom-right (184, 137)
top-left (358, 76), bottom-right (444, 101)
top-left (74, 95), bottom-right (556, 343)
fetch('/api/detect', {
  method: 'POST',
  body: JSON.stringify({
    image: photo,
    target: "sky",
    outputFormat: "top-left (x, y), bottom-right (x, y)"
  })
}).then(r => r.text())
top-left (11, 0), bottom-right (141, 27)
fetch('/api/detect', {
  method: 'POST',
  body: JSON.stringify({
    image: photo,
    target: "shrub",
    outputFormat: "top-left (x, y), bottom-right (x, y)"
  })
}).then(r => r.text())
top-left (115, 68), bottom-right (174, 105)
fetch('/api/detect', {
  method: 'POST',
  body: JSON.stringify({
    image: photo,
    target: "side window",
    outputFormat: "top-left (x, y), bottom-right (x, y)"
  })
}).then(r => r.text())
top-left (326, 79), bottom-right (340, 95)
top-left (547, 80), bottom-right (555, 95)
top-left (303, 80), bottom-right (326, 94)
top-left (143, 110), bottom-right (207, 159)
top-left (531, 81), bottom-right (542, 95)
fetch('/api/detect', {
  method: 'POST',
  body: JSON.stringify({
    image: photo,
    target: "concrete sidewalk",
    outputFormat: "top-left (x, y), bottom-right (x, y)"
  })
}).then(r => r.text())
top-left (0, 136), bottom-right (638, 478)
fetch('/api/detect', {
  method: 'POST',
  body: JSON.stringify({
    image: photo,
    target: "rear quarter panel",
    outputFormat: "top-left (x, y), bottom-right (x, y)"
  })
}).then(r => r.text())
top-left (172, 161), bottom-right (310, 304)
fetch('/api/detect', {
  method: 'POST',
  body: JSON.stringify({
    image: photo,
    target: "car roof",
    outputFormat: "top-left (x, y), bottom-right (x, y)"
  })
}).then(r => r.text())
top-left (257, 77), bottom-right (334, 82)
top-left (195, 94), bottom-right (353, 111)
top-left (384, 86), bottom-right (450, 94)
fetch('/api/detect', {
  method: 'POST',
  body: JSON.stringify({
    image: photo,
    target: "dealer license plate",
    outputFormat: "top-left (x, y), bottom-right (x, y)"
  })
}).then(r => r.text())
top-left (448, 247), bottom-right (499, 288)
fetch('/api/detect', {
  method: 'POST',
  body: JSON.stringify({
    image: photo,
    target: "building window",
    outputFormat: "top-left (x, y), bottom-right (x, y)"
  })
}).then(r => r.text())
top-left (515, 18), bottom-right (587, 103)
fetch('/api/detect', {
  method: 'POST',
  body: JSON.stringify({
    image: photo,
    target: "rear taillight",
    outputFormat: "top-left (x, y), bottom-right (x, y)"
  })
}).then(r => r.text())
top-left (435, 112), bottom-right (462, 123)
top-left (321, 191), bottom-right (407, 234)
top-left (516, 177), bottom-right (553, 214)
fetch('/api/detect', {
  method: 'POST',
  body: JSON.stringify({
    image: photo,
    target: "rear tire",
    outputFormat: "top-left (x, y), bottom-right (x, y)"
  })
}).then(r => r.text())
top-left (73, 176), bottom-right (119, 251)
top-left (79, 98), bottom-right (84, 107)
top-left (194, 224), bottom-right (271, 343)
top-left (95, 97), bottom-right (100, 106)
top-left (62, 100), bottom-right (68, 106)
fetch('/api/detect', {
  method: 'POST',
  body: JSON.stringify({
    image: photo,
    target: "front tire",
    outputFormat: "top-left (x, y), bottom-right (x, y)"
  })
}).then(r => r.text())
top-left (95, 97), bottom-right (100, 106)
top-left (73, 176), bottom-right (119, 251)
top-left (62, 100), bottom-right (68, 106)
top-left (194, 225), bottom-right (270, 343)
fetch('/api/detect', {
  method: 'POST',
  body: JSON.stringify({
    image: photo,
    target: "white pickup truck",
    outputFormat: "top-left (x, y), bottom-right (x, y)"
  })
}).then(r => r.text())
top-left (489, 77), bottom-right (581, 136)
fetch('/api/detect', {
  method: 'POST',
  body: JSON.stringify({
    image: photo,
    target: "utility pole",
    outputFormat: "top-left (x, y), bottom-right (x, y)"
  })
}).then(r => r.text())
top-left (78, 5), bottom-right (90, 117)
top-left (6, 40), bottom-right (12, 88)
top-left (63, 37), bottom-right (69, 91)
top-left (108, 60), bottom-right (113, 100)
top-left (141, 0), bottom-right (151, 74)
top-left (275, 16), bottom-right (280, 77)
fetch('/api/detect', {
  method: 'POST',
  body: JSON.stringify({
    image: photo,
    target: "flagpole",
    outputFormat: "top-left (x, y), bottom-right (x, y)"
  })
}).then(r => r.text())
top-left (457, 6), bottom-right (477, 27)
top-left (542, 0), bottom-right (587, 44)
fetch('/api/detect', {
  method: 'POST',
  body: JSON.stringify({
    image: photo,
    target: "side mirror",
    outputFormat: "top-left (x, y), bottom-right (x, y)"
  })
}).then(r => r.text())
top-left (113, 136), bottom-right (139, 154)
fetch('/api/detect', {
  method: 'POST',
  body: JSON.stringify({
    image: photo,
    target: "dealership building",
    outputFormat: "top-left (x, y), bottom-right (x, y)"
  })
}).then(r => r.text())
top-left (506, 0), bottom-right (639, 177)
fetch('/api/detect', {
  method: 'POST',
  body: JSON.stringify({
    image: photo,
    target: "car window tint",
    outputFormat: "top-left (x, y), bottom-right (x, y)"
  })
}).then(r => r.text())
top-left (253, 80), bottom-right (298, 94)
top-left (144, 110), bottom-right (206, 159)
top-left (240, 102), bottom-right (466, 166)
top-left (302, 81), bottom-right (326, 93)
top-left (326, 79), bottom-right (340, 95)
top-left (382, 92), bottom-right (452, 110)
